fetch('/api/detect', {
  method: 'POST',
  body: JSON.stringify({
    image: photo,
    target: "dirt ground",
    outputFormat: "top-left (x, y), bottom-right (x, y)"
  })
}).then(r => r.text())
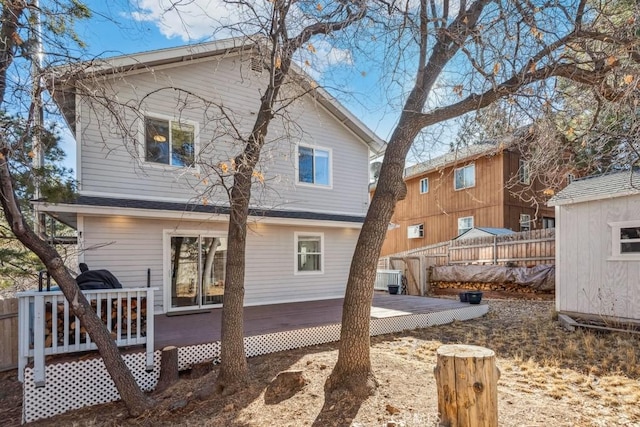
top-left (3, 298), bottom-right (640, 426)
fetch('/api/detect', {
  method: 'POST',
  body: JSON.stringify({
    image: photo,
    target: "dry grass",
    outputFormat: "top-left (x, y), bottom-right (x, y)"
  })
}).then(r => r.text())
top-left (7, 299), bottom-right (639, 426)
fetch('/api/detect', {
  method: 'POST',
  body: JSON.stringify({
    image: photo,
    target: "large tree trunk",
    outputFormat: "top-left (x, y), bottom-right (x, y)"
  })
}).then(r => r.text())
top-left (0, 152), bottom-right (153, 416)
top-left (215, 40), bottom-right (300, 391)
top-left (214, 2), bottom-right (366, 392)
top-left (325, 0), bottom-right (492, 397)
top-left (216, 169), bottom-right (251, 392)
top-left (325, 126), bottom-right (416, 396)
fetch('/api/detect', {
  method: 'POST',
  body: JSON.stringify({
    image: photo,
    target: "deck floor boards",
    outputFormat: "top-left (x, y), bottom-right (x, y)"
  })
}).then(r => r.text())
top-left (154, 294), bottom-right (474, 350)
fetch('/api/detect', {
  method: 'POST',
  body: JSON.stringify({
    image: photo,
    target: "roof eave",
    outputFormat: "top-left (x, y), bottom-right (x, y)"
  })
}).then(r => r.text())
top-left (549, 189), bottom-right (640, 206)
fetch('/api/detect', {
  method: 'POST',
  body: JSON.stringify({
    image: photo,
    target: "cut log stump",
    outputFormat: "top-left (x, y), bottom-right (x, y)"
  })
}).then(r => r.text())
top-left (434, 344), bottom-right (499, 427)
top-left (156, 346), bottom-right (179, 393)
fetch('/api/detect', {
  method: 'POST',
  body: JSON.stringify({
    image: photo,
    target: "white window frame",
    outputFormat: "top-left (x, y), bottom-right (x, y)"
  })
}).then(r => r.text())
top-left (520, 213), bottom-right (531, 232)
top-left (519, 159), bottom-right (531, 185)
top-left (458, 216), bottom-right (474, 236)
top-left (140, 112), bottom-right (199, 169)
top-left (407, 224), bottom-right (424, 239)
top-left (454, 164), bottom-right (476, 190)
top-left (542, 217), bottom-right (555, 229)
top-left (296, 144), bottom-right (333, 188)
top-left (609, 220), bottom-right (640, 261)
top-left (420, 178), bottom-right (429, 194)
top-left (294, 232), bottom-right (325, 275)
top-left (162, 229), bottom-right (228, 313)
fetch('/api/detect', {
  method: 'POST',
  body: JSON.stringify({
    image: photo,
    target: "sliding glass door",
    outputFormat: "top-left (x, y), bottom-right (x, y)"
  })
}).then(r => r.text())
top-left (169, 235), bottom-right (227, 310)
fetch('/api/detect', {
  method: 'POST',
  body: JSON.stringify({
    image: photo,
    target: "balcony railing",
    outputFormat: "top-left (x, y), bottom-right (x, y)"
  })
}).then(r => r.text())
top-left (17, 287), bottom-right (156, 386)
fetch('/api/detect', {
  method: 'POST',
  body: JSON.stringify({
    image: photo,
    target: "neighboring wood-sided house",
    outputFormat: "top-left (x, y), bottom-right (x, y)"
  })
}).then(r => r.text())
top-left (549, 169), bottom-right (640, 322)
top-left (376, 141), bottom-right (555, 256)
top-left (38, 38), bottom-right (385, 315)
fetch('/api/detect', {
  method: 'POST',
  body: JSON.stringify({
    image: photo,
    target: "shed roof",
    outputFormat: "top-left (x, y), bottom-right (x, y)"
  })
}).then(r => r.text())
top-left (454, 227), bottom-right (514, 240)
top-left (548, 169), bottom-right (640, 206)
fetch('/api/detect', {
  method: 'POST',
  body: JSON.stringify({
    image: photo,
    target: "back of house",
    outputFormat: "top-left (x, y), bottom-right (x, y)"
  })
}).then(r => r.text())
top-left (39, 38), bottom-right (384, 315)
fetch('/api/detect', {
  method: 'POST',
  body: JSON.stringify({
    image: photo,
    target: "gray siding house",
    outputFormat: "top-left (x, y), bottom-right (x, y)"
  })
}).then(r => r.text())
top-left (39, 38), bottom-right (384, 314)
top-left (549, 169), bottom-right (640, 322)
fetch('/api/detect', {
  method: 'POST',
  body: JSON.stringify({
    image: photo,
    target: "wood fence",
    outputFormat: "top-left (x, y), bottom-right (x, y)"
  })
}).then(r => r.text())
top-left (380, 228), bottom-right (555, 271)
top-left (0, 298), bottom-right (18, 372)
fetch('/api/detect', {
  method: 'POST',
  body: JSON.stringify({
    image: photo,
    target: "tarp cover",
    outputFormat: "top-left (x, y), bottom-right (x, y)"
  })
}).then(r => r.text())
top-left (76, 270), bottom-right (124, 290)
top-left (431, 264), bottom-right (555, 291)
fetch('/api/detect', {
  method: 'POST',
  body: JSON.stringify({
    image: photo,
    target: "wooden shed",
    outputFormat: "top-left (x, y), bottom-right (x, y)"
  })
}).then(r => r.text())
top-left (549, 169), bottom-right (640, 322)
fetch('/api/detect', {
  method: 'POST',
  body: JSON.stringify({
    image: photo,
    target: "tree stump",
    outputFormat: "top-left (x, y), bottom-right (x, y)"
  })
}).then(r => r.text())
top-left (156, 346), bottom-right (179, 393)
top-left (434, 344), bottom-right (499, 427)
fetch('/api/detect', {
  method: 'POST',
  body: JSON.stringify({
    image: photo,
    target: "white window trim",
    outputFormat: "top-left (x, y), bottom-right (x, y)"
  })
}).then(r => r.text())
top-left (294, 231), bottom-right (325, 275)
top-left (458, 216), bottom-right (474, 235)
top-left (520, 213), bottom-right (531, 231)
top-left (408, 224), bottom-right (424, 239)
top-left (295, 143), bottom-right (333, 189)
top-left (139, 111), bottom-right (200, 170)
top-left (420, 177), bottom-right (429, 194)
top-left (519, 159), bottom-right (531, 185)
top-left (454, 163), bottom-right (476, 191)
top-left (163, 229), bottom-right (228, 313)
top-left (608, 220), bottom-right (640, 261)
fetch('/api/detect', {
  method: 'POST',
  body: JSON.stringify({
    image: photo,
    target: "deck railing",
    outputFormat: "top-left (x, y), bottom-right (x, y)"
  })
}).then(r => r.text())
top-left (17, 287), bottom-right (156, 386)
top-left (375, 269), bottom-right (403, 292)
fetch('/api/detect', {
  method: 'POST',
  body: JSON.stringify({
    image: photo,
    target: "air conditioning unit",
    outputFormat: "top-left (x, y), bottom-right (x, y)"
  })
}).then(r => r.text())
top-left (407, 224), bottom-right (424, 239)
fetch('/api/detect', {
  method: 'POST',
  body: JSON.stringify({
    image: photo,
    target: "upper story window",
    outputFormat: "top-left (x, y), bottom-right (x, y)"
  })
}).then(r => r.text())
top-left (420, 178), bottom-right (429, 194)
top-left (145, 117), bottom-right (195, 167)
top-left (520, 213), bottom-right (531, 232)
top-left (298, 145), bottom-right (331, 187)
top-left (458, 216), bottom-right (474, 236)
top-left (519, 159), bottom-right (530, 185)
top-left (295, 232), bottom-right (324, 274)
top-left (610, 221), bottom-right (640, 260)
top-left (454, 164), bottom-right (475, 190)
top-left (408, 224), bottom-right (424, 239)
top-left (567, 173), bottom-right (576, 184)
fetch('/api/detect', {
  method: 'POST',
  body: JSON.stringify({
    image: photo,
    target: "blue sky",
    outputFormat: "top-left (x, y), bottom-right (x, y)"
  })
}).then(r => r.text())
top-left (57, 1), bottom-right (455, 172)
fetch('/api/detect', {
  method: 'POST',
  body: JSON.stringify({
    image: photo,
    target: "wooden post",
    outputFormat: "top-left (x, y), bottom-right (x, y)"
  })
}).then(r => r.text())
top-left (492, 236), bottom-right (498, 265)
top-left (156, 346), bottom-right (179, 393)
top-left (434, 344), bottom-right (499, 427)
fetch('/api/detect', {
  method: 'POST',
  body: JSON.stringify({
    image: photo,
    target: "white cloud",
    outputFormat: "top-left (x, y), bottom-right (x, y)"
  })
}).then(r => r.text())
top-left (128, 2), bottom-right (355, 76)
top-left (296, 39), bottom-right (354, 80)
top-left (129, 0), bottom-right (242, 41)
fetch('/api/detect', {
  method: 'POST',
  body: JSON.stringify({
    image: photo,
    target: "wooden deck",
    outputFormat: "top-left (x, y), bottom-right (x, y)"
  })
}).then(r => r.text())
top-left (154, 294), bottom-right (483, 350)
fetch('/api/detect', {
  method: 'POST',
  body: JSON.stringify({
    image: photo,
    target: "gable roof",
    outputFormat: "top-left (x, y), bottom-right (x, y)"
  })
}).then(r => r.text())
top-left (47, 37), bottom-right (386, 155)
top-left (548, 168), bottom-right (640, 206)
top-left (403, 141), bottom-right (503, 180)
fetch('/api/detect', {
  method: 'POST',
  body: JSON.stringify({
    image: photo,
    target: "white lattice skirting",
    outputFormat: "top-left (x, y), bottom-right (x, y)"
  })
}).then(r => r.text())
top-left (22, 303), bottom-right (488, 423)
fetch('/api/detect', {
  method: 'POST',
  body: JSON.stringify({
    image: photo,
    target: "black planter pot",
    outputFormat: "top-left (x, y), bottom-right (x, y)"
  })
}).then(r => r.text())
top-left (459, 292), bottom-right (469, 303)
top-left (466, 291), bottom-right (483, 304)
top-left (388, 284), bottom-right (400, 295)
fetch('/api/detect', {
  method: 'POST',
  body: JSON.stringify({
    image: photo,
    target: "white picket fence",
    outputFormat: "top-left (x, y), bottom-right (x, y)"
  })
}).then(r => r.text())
top-left (17, 287), bottom-right (156, 386)
top-left (375, 269), bottom-right (403, 292)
